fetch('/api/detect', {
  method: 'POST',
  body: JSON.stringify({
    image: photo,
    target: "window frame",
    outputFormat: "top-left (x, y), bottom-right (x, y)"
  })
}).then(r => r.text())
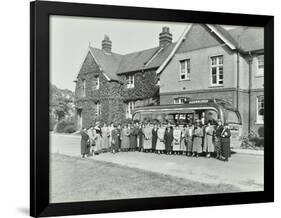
top-left (126, 75), bottom-right (135, 88)
top-left (96, 102), bottom-right (101, 116)
top-left (95, 76), bottom-right (100, 90)
top-left (126, 101), bottom-right (135, 118)
top-left (179, 59), bottom-right (191, 81)
top-left (174, 97), bottom-right (187, 104)
top-left (256, 95), bottom-right (264, 124)
top-left (256, 54), bottom-right (264, 77)
top-left (210, 55), bottom-right (224, 86)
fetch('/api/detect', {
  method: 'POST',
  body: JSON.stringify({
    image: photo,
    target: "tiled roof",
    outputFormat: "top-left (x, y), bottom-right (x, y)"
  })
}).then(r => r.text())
top-left (87, 25), bottom-right (263, 80)
top-left (88, 43), bottom-right (176, 80)
top-left (89, 47), bottom-right (123, 81)
top-left (228, 26), bottom-right (264, 52)
top-left (116, 47), bottom-right (159, 74)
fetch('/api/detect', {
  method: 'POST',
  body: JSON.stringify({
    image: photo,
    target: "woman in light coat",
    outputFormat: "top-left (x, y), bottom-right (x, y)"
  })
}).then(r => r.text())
top-left (173, 124), bottom-right (181, 154)
top-left (121, 124), bottom-right (130, 151)
top-left (192, 121), bottom-right (203, 158)
top-left (203, 121), bottom-right (215, 158)
top-left (156, 123), bottom-right (166, 154)
top-left (143, 123), bottom-right (153, 152)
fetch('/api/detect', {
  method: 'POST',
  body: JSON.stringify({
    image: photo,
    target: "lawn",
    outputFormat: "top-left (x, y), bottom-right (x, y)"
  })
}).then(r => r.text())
top-left (50, 153), bottom-right (240, 203)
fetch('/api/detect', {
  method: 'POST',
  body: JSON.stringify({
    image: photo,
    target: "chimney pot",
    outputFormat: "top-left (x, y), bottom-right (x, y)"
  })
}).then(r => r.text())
top-left (159, 26), bottom-right (172, 47)
top-left (102, 34), bottom-right (112, 53)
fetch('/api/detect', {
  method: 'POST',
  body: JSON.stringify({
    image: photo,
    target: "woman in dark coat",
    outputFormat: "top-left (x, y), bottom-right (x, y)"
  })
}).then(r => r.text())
top-left (129, 123), bottom-right (138, 151)
top-left (80, 127), bottom-right (89, 158)
top-left (138, 123), bottom-right (145, 152)
top-left (221, 123), bottom-right (231, 161)
top-left (151, 123), bottom-right (158, 152)
top-left (164, 124), bottom-right (174, 155)
top-left (214, 120), bottom-right (223, 159)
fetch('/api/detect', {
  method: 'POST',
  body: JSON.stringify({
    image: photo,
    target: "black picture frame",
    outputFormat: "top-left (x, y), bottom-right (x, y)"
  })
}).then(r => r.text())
top-left (30, 1), bottom-right (274, 217)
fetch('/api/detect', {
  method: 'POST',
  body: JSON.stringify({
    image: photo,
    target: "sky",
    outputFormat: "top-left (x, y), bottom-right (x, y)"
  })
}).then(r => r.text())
top-left (50, 16), bottom-right (239, 91)
top-left (50, 15), bottom-right (189, 91)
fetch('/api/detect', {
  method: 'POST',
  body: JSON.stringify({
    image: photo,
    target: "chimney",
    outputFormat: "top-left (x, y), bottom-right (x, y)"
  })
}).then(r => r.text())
top-left (101, 35), bottom-right (112, 53)
top-left (159, 27), bottom-right (172, 47)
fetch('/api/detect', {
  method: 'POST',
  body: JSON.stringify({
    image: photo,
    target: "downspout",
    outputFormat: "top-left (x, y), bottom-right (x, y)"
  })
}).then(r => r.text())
top-left (236, 51), bottom-right (240, 109)
top-left (247, 52), bottom-right (253, 134)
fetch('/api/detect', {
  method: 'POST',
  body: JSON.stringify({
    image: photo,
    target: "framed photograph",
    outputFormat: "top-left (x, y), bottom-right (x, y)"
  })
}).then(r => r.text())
top-left (30, 1), bottom-right (274, 217)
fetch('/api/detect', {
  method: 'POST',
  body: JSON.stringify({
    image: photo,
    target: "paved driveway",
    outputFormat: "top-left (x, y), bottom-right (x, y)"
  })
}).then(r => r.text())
top-left (50, 133), bottom-right (264, 192)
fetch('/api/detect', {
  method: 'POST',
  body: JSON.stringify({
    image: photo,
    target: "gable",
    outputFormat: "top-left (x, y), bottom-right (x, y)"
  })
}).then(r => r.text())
top-left (176, 24), bottom-right (224, 54)
top-left (79, 51), bottom-right (100, 75)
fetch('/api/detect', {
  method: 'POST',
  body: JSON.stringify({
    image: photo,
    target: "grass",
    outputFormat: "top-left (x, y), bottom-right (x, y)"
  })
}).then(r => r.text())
top-left (50, 153), bottom-right (241, 203)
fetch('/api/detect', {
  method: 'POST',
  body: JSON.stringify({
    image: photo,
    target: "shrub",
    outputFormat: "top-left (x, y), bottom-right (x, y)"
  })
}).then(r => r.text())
top-left (63, 125), bottom-right (76, 133)
top-left (49, 117), bottom-right (57, 131)
top-left (240, 129), bottom-right (264, 149)
top-left (56, 120), bottom-right (75, 133)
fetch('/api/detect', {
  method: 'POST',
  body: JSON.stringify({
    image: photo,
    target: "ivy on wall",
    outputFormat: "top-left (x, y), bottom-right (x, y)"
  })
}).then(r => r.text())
top-left (74, 52), bottom-right (160, 127)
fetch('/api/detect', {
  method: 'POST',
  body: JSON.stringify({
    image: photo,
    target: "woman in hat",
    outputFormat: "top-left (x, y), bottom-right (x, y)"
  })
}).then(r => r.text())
top-left (221, 123), bottom-right (231, 161)
top-left (111, 124), bottom-right (120, 153)
top-left (214, 119), bottom-right (223, 159)
top-left (151, 123), bottom-right (158, 153)
top-left (129, 123), bottom-right (138, 151)
top-left (164, 123), bottom-right (174, 155)
top-left (203, 121), bottom-right (215, 158)
top-left (101, 122), bottom-right (110, 152)
top-left (87, 126), bottom-right (95, 155)
top-left (93, 123), bottom-right (102, 155)
top-left (80, 127), bottom-right (89, 158)
top-left (143, 122), bottom-right (153, 152)
top-left (185, 123), bottom-right (194, 156)
top-left (121, 124), bottom-right (130, 151)
top-left (173, 124), bottom-right (181, 154)
top-left (156, 123), bottom-right (166, 154)
top-left (192, 120), bottom-right (203, 157)
top-left (138, 123), bottom-right (145, 152)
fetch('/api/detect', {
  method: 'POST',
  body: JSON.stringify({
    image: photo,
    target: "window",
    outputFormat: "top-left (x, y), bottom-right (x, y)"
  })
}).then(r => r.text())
top-left (94, 76), bottom-right (100, 89)
top-left (96, 102), bottom-right (101, 116)
top-left (257, 96), bottom-right (264, 124)
top-left (210, 55), bottom-right (223, 86)
top-left (257, 55), bottom-right (264, 76)
top-left (126, 75), bottom-right (134, 88)
top-left (82, 79), bottom-right (86, 97)
top-left (179, 59), bottom-right (190, 80)
top-left (156, 77), bottom-right (160, 86)
top-left (174, 97), bottom-right (187, 104)
top-left (126, 101), bottom-right (135, 118)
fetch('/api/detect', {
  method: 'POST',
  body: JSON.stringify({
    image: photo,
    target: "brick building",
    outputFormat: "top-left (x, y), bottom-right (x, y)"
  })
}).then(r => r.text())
top-left (157, 24), bottom-right (264, 135)
top-left (74, 27), bottom-right (175, 129)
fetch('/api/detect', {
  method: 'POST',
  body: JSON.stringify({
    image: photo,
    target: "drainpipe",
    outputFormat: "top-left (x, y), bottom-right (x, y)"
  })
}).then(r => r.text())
top-left (236, 51), bottom-right (240, 109)
top-left (247, 52), bottom-right (253, 134)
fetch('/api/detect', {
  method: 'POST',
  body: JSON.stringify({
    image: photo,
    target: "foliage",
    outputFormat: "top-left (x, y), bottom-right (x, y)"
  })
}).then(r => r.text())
top-left (240, 128), bottom-right (264, 149)
top-left (50, 117), bottom-right (57, 131)
top-left (56, 120), bottom-right (76, 133)
top-left (50, 84), bottom-right (75, 122)
top-left (122, 70), bottom-right (159, 102)
top-left (63, 125), bottom-right (76, 134)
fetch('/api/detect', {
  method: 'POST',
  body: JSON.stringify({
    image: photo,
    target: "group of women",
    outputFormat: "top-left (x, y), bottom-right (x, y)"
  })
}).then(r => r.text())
top-left (80, 119), bottom-right (232, 161)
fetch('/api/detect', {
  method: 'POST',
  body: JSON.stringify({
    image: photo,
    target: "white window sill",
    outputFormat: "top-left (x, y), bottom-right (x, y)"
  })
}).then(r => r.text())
top-left (256, 121), bottom-right (264, 125)
top-left (179, 79), bottom-right (191, 81)
top-left (209, 85), bottom-right (224, 88)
